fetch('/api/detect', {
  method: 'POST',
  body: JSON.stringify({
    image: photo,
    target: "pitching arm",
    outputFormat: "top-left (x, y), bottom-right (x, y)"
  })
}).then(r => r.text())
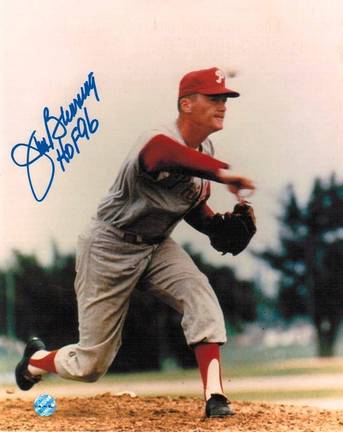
top-left (138, 134), bottom-right (229, 182)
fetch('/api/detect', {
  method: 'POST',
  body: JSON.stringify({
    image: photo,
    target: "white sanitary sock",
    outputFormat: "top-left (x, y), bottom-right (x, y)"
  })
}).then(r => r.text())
top-left (205, 359), bottom-right (224, 400)
top-left (27, 350), bottom-right (51, 376)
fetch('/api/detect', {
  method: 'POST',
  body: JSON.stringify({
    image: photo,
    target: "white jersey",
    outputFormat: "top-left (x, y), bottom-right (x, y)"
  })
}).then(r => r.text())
top-left (96, 121), bottom-right (213, 240)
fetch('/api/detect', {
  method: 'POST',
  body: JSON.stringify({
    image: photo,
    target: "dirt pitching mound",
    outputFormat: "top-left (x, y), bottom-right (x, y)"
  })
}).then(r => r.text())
top-left (0, 393), bottom-right (342, 432)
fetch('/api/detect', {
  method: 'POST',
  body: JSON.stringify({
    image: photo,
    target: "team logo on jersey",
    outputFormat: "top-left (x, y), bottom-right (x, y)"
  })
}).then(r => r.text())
top-left (155, 172), bottom-right (203, 203)
top-left (215, 69), bottom-right (225, 84)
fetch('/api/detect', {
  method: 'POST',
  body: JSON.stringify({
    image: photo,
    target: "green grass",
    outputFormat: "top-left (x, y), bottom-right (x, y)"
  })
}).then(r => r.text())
top-left (43, 357), bottom-right (343, 386)
top-left (223, 360), bottom-right (343, 378)
top-left (3, 348), bottom-right (343, 406)
top-left (46, 368), bottom-right (200, 385)
top-left (32, 358), bottom-right (343, 404)
top-left (101, 358), bottom-right (343, 383)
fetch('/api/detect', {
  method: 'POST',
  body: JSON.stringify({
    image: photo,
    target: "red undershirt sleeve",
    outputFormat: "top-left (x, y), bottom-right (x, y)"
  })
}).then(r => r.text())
top-left (138, 134), bottom-right (229, 182)
top-left (184, 201), bottom-right (214, 235)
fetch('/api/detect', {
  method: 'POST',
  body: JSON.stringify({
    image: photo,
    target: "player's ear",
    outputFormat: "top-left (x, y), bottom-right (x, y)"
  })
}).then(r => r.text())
top-left (179, 96), bottom-right (193, 114)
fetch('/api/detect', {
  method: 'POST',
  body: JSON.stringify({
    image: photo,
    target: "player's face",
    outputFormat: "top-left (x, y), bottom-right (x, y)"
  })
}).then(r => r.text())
top-left (190, 94), bottom-right (228, 133)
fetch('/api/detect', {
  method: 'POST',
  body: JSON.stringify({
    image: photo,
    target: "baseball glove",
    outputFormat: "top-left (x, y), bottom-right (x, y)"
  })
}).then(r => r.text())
top-left (208, 202), bottom-right (256, 256)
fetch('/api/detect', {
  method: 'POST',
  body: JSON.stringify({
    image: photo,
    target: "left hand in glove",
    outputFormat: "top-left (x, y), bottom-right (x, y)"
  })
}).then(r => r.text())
top-left (208, 202), bottom-right (257, 256)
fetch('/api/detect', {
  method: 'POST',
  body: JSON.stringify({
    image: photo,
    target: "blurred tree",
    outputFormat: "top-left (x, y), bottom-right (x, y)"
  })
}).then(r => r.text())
top-left (257, 173), bottom-right (343, 356)
top-left (0, 272), bottom-right (7, 334)
top-left (4, 248), bottom-right (78, 349)
top-left (44, 244), bottom-right (79, 347)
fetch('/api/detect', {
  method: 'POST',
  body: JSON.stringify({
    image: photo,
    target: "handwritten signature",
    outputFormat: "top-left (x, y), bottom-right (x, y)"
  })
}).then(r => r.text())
top-left (11, 72), bottom-right (100, 202)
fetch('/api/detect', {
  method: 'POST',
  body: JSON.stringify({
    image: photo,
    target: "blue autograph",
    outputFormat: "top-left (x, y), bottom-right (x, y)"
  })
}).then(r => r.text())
top-left (11, 72), bottom-right (100, 202)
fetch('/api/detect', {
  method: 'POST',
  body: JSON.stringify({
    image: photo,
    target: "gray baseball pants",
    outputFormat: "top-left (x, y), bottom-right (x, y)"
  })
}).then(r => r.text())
top-left (54, 219), bottom-right (226, 382)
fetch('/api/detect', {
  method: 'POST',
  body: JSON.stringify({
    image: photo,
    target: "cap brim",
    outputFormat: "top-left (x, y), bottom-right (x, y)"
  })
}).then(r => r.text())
top-left (200, 86), bottom-right (240, 98)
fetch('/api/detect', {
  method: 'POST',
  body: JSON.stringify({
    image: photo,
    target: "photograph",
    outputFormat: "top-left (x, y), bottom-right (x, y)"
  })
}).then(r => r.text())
top-left (1, 1), bottom-right (343, 430)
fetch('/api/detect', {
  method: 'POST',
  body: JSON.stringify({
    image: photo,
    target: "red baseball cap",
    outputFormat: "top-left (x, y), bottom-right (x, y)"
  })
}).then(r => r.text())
top-left (179, 67), bottom-right (240, 98)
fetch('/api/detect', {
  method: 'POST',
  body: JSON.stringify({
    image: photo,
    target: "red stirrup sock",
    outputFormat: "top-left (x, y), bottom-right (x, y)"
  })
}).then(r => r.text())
top-left (194, 343), bottom-right (224, 401)
top-left (28, 350), bottom-right (58, 375)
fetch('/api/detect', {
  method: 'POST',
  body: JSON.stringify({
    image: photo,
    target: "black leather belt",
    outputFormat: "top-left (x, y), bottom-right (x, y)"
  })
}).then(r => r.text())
top-left (112, 226), bottom-right (165, 245)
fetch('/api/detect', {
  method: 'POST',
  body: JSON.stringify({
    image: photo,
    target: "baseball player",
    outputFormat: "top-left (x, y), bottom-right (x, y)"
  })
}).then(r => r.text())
top-left (15, 67), bottom-right (256, 418)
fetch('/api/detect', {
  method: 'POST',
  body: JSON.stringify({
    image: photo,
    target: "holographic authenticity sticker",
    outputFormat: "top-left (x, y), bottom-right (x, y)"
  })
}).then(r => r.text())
top-left (33, 394), bottom-right (57, 416)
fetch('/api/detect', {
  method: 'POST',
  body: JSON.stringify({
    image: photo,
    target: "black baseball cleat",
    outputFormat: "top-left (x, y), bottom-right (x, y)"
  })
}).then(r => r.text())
top-left (15, 337), bottom-right (46, 391)
top-left (205, 394), bottom-right (235, 418)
